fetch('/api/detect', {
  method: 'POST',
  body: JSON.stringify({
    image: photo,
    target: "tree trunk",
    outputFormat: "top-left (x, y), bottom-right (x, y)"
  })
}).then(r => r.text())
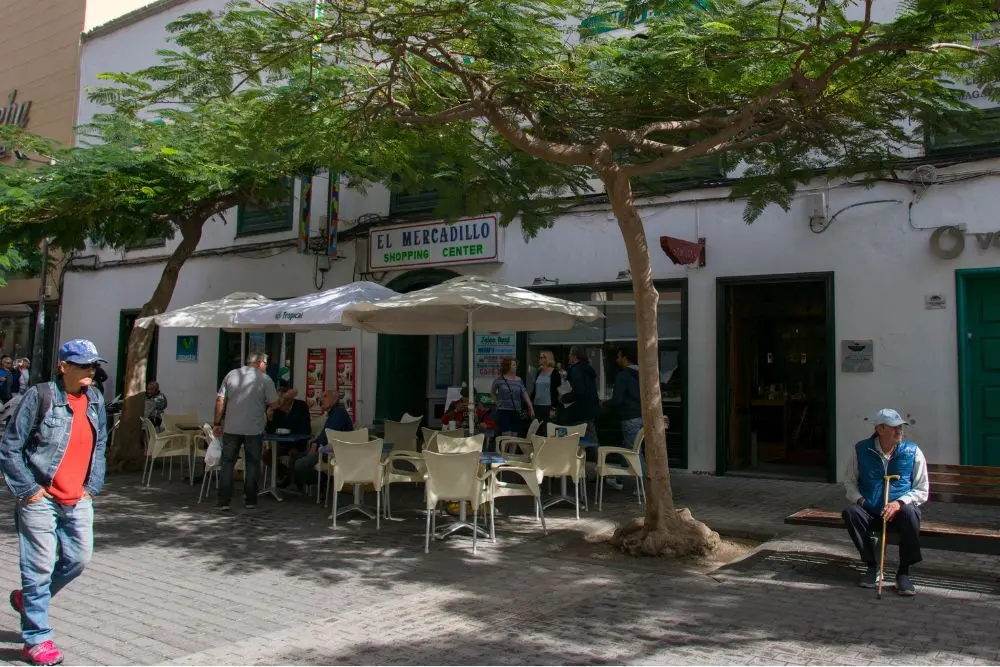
top-left (601, 168), bottom-right (720, 558)
top-left (108, 219), bottom-right (206, 472)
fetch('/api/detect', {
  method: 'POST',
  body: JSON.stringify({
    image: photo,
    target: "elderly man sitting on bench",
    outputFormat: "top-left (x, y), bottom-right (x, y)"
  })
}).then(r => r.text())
top-left (842, 408), bottom-right (929, 596)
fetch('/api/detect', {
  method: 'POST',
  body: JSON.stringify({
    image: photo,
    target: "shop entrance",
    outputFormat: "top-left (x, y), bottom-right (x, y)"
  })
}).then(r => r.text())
top-left (374, 268), bottom-right (460, 425)
top-left (717, 274), bottom-right (836, 481)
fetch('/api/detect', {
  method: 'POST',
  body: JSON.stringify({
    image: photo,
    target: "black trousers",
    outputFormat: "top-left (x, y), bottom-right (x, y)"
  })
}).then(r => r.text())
top-left (842, 503), bottom-right (922, 570)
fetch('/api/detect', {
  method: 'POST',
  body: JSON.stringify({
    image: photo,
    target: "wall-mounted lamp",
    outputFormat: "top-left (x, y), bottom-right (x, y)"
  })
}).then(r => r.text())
top-left (616, 269), bottom-right (631, 280)
top-left (532, 276), bottom-right (559, 286)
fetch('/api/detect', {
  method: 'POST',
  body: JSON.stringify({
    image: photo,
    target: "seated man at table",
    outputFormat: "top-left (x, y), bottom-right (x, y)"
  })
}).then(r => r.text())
top-left (291, 389), bottom-right (353, 490)
top-left (267, 384), bottom-right (312, 488)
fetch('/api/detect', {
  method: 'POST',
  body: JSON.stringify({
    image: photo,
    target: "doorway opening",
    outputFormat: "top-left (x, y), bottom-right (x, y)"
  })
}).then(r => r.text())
top-left (717, 274), bottom-right (836, 481)
top-left (116, 310), bottom-right (158, 400)
top-left (374, 268), bottom-right (460, 425)
top-left (217, 331), bottom-right (296, 389)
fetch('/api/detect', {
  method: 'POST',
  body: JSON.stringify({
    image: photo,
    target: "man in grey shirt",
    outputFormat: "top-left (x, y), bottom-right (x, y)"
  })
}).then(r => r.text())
top-left (213, 353), bottom-right (279, 510)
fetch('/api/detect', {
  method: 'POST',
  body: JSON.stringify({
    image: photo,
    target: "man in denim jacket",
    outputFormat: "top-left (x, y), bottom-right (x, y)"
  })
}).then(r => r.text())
top-left (0, 340), bottom-right (108, 666)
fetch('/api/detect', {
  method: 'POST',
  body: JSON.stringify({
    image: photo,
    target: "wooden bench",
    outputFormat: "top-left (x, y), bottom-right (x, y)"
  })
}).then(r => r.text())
top-left (784, 464), bottom-right (1000, 555)
top-left (928, 464), bottom-right (1000, 506)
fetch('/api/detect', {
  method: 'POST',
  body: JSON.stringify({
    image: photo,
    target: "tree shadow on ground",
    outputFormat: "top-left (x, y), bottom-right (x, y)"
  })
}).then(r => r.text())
top-left (12, 470), bottom-right (999, 666)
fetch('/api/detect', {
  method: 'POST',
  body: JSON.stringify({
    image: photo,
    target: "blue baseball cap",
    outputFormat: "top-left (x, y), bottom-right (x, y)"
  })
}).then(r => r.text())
top-left (872, 408), bottom-right (907, 427)
top-left (59, 339), bottom-right (107, 366)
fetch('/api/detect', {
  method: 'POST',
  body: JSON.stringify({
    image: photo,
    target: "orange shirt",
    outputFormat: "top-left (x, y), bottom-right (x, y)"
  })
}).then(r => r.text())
top-left (47, 392), bottom-right (95, 505)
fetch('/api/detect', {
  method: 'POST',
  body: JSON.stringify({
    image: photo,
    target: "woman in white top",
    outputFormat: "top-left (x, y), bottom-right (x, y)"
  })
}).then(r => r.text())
top-left (530, 350), bottom-right (562, 432)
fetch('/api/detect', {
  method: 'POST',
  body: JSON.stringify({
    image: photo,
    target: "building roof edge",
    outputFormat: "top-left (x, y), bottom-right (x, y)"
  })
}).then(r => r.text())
top-left (82, 0), bottom-right (193, 42)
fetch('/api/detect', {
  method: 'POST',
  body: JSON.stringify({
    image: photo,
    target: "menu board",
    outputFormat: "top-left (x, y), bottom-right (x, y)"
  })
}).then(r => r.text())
top-left (335, 347), bottom-right (356, 420)
top-left (306, 348), bottom-right (327, 408)
top-left (473, 332), bottom-right (516, 400)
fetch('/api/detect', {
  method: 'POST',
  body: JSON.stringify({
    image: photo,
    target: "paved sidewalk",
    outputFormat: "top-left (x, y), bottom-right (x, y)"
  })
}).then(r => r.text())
top-left (0, 471), bottom-right (996, 665)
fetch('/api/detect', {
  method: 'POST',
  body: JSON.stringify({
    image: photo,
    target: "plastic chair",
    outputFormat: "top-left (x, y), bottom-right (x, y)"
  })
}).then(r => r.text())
top-left (317, 427), bottom-right (369, 504)
top-left (595, 428), bottom-right (646, 510)
top-left (141, 418), bottom-right (191, 487)
top-left (434, 433), bottom-right (484, 454)
top-left (385, 419), bottom-right (421, 453)
top-left (544, 423), bottom-right (588, 493)
top-left (421, 427), bottom-right (465, 452)
top-left (496, 419), bottom-right (541, 458)
top-left (532, 434), bottom-right (587, 520)
top-left (328, 438), bottom-right (385, 529)
top-left (423, 451), bottom-right (492, 554)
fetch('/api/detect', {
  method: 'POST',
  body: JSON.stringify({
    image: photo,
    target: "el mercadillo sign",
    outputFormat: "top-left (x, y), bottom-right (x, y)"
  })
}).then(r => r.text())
top-left (0, 91), bottom-right (31, 128)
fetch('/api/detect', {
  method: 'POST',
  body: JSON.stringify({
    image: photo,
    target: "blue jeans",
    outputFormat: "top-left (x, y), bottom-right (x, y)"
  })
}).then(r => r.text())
top-left (621, 417), bottom-right (645, 477)
top-left (219, 433), bottom-right (263, 506)
top-left (16, 497), bottom-right (94, 645)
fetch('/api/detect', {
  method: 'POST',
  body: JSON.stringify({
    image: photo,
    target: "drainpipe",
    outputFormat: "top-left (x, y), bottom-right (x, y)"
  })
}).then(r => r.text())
top-left (29, 237), bottom-right (49, 384)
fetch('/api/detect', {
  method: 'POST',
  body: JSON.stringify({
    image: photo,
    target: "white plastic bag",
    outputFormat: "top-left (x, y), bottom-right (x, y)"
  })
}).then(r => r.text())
top-left (204, 436), bottom-right (222, 468)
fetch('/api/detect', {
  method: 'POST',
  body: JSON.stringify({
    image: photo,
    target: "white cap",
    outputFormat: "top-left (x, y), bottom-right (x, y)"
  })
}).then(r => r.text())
top-left (873, 408), bottom-right (907, 427)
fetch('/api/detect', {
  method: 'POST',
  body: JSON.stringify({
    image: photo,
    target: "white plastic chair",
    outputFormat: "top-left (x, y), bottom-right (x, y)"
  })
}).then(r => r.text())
top-left (421, 427), bottom-right (465, 452)
top-left (432, 433), bottom-right (484, 454)
top-left (328, 438), bottom-right (385, 529)
top-left (385, 419), bottom-right (421, 452)
top-left (488, 460), bottom-right (548, 539)
top-left (423, 451), bottom-right (492, 554)
top-left (161, 413), bottom-right (199, 485)
top-left (317, 427), bottom-right (369, 504)
top-left (544, 423), bottom-right (588, 493)
top-left (496, 419), bottom-right (541, 458)
top-left (141, 418), bottom-right (191, 487)
top-left (194, 424), bottom-right (217, 503)
top-left (401, 412), bottom-right (423, 424)
top-left (595, 428), bottom-right (646, 510)
top-left (532, 434), bottom-right (587, 520)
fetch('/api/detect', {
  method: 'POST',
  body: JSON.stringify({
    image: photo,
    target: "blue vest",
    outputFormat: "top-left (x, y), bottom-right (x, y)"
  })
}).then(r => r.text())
top-left (855, 437), bottom-right (916, 513)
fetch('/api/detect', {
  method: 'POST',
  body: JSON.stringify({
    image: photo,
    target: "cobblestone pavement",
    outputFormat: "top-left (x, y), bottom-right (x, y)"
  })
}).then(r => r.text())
top-left (0, 470), bottom-right (996, 665)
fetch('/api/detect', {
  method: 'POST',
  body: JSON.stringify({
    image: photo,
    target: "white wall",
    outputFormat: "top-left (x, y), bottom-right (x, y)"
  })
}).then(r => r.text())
top-left (64, 161), bottom-right (1000, 475)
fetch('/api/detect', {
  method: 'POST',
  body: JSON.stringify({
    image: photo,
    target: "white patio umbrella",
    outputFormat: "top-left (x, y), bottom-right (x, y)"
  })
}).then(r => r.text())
top-left (135, 291), bottom-right (288, 361)
top-left (232, 281), bottom-right (399, 330)
top-left (341, 275), bottom-right (603, 433)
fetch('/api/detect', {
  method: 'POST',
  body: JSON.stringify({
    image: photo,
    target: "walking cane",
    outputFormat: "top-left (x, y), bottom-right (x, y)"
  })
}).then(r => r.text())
top-left (877, 474), bottom-right (901, 600)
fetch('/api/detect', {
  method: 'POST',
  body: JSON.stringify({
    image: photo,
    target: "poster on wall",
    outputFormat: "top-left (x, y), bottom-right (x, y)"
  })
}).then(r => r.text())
top-left (306, 348), bottom-right (327, 409)
top-left (473, 332), bottom-right (516, 402)
top-left (175, 335), bottom-right (198, 362)
top-left (335, 347), bottom-right (357, 420)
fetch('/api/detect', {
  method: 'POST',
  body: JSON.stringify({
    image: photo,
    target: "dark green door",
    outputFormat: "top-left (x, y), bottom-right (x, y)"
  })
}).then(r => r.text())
top-left (963, 276), bottom-right (1000, 466)
top-left (375, 334), bottom-right (428, 422)
top-left (116, 310), bottom-right (158, 399)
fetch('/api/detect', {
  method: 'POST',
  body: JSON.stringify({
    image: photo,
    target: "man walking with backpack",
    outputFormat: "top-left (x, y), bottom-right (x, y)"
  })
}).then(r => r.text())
top-left (0, 340), bottom-right (108, 666)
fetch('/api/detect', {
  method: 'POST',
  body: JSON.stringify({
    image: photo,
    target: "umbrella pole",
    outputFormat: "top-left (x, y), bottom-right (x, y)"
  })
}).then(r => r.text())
top-left (467, 311), bottom-right (475, 436)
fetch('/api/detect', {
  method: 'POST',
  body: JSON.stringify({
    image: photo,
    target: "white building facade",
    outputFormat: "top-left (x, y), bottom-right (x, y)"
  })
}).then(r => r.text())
top-left (62, 0), bottom-right (1000, 481)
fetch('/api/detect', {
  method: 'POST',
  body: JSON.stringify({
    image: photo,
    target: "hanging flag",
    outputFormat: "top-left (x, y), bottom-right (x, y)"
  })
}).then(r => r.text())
top-left (298, 174), bottom-right (312, 254)
top-left (327, 170), bottom-right (339, 260)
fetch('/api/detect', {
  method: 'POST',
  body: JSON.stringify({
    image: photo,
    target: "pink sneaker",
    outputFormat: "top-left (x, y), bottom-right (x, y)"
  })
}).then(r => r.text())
top-left (22, 640), bottom-right (63, 666)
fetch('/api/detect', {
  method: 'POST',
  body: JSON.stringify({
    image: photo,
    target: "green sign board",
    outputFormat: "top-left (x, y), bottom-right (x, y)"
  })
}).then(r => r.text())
top-left (176, 335), bottom-right (198, 362)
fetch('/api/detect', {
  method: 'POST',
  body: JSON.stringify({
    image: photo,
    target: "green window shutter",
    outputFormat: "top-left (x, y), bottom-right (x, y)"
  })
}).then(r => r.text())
top-left (925, 108), bottom-right (1000, 157)
top-left (389, 190), bottom-right (439, 216)
top-left (237, 179), bottom-right (294, 236)
top-left (632, 154), bottom-right (725, 194)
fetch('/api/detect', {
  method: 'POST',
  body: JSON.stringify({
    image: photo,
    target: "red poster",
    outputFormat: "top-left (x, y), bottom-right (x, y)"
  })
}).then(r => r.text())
top-left (335, 347), bottom-right (356, 420)
top-left (306, 348), bottom-right (327, 410)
